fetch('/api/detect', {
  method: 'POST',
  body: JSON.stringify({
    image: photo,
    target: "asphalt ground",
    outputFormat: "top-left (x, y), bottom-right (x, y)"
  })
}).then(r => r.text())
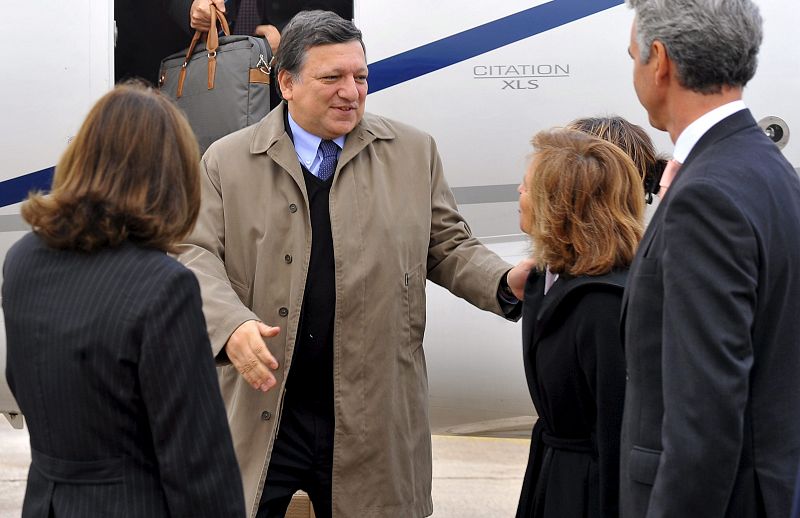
top-left (0, 421), bottom-right (528, 517)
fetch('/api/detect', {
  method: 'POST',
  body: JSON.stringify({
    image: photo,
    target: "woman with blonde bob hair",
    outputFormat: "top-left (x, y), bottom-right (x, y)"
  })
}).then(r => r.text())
top-left (516, 128), bottom-right (644, 518)
top-left (3, 83), bottom-right (245, 517)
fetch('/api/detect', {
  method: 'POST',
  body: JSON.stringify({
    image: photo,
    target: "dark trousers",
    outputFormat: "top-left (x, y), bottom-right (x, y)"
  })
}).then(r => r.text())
top-left (256, 395), bottom-right (335, 518)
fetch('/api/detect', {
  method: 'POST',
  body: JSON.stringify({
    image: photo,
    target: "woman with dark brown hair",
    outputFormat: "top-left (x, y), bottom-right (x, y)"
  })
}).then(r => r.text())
top-left (567, 115), bottom-right (668, 207)
top-left (2, 83), bottom-right (245, 517)
top-left (515, 128), bottom-right (644, 518)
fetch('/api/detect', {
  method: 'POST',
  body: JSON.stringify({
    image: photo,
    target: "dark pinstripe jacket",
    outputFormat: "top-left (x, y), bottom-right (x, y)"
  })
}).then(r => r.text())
top-left (3, 233), bottom-right (245, 518)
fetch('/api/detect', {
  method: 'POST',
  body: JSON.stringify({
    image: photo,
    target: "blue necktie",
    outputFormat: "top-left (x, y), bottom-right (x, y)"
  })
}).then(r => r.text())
top-left (318, 140), bottom-right (339, 181)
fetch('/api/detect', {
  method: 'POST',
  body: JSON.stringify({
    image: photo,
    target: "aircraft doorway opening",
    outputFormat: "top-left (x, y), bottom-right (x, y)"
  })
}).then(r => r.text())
top-left (113, 1), bottom-right (355, 85)
top-left (267, 1), bottom-right (354, 28)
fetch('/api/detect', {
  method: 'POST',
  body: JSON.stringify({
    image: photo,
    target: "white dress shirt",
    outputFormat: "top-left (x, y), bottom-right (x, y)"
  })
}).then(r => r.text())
top-left (672, 100), bottom-right (747, 162)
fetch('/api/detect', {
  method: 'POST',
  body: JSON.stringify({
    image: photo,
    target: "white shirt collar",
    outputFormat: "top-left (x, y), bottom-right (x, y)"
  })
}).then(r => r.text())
top-left (287, 112), bottom-right (345, 170)
top-left (544, 267), bottom-right (559, 295)
top-left (672, 100), bottom-right (747, 163)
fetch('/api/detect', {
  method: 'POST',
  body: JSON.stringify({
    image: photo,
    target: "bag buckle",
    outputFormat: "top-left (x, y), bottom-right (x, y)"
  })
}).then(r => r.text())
top-left (256, 54), bottom-right (272, 75)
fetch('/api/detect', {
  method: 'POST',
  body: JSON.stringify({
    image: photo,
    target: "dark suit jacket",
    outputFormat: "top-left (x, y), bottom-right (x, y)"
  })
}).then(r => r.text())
top-left (3, 234), bottom-right (245, 517)
top-left (620, 109), bottom-right (800, 518)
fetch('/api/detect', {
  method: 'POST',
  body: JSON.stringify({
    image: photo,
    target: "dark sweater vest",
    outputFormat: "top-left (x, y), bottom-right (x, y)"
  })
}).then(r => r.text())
top-left (284, 120), bottom-right (335, 415)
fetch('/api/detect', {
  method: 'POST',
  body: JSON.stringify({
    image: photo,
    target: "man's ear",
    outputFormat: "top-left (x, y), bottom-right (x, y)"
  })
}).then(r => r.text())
top-left (278, 70), bottom-right (294, 100)
top-left (651, 40), bottom-right (673, 87)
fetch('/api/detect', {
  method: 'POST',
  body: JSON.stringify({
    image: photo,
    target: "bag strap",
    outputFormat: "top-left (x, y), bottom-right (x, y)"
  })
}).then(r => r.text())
top-left (177, 6), bottom-right (231, 98)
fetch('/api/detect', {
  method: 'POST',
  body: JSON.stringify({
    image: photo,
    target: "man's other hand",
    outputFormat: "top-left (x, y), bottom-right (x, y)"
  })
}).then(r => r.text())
top-left (507, 258), bottom-right (536, 301)
top-left (255, 24), bottom-right (281, 53)
top-left (226, 320), bottom-right (280, 392)
top-left (190, 0), bottom-right (226, 32)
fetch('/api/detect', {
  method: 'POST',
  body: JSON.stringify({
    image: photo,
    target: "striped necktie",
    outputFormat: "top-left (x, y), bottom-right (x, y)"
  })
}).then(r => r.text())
top-left (318, 140), bottom-right (339, 181)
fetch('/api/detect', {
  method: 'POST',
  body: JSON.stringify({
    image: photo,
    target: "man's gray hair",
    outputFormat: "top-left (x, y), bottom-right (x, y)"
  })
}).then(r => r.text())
top-left (628, 0), bottom-right (762, 94)
top-left (275, 10), bottom-right (365, 80)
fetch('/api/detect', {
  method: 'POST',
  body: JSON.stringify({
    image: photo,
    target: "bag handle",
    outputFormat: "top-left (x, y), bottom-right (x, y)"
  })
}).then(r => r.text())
top-left (177, 6), bottom-right (231, 98)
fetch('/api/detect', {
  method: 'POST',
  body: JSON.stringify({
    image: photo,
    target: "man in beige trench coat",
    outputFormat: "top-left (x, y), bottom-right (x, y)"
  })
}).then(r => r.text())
top-left (179, 10), bottom-right (530, 518)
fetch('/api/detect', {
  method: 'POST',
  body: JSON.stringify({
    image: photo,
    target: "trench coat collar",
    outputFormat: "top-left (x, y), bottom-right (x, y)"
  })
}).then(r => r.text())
top-left (249, 102), bottom-right (397, 180)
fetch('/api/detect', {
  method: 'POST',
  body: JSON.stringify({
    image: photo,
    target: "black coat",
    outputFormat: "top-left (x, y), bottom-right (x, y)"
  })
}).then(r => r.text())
top-left (517, 270), bottom-right (627, 518)
top-left (620, 109), bottom-right (800, 518)
top-left (3, 234), bottom-right (245, 517)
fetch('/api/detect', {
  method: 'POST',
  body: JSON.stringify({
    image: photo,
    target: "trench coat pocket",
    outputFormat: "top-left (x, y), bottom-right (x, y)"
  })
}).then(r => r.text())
top-left (228, 275), bottom-right (252, 307)
top-left (405, 265), bottom-right (427, 354)
top-left (628, 445), bottom-right (661, 486)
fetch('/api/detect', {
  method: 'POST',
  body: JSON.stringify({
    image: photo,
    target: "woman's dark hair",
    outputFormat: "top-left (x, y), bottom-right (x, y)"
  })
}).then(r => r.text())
top-left (568, 116), bottom-right (668, 203)
top-left (22, 82), bottom-right (201, 253)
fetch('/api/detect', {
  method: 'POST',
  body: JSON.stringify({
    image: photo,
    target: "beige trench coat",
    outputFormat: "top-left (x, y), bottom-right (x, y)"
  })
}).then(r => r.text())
top-left (179, 103), bottom-right (513, 518)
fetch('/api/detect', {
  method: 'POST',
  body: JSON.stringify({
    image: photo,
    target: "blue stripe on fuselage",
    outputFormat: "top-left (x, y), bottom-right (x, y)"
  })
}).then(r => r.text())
top-left (368, 0), bottom-right (624, 93)
top-left (0, 167), bottom-right (54, 208)
top-left (0, 0), bottom-right (624, 208)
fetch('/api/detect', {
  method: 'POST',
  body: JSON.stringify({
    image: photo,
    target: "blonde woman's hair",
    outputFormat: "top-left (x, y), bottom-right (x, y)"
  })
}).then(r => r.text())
top-left (524, 128), bottom-right (644, 276)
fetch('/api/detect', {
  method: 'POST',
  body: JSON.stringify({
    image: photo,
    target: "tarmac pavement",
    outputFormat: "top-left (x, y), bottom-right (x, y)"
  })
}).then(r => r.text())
top-left (0, 420), bottom-right (528, 517)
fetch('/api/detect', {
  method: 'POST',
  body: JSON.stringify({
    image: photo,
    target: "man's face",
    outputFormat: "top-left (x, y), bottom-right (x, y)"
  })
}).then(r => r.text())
top-left (280, 41), bottom-right (368, 139)
top-left (629, 20), bottom-right (665, 130)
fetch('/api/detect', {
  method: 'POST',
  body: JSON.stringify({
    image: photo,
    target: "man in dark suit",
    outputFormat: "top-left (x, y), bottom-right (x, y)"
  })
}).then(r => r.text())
top-left (620, 1), bottom-right (800, 517)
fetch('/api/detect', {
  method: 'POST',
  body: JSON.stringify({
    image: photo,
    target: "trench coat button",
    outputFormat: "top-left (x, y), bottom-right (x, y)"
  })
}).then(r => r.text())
top-left (261, 411), bottom-right (271, 421)
top-left (284, 254), bottom-right (292, 264)
top-left (289, 203), bottom-right (298, 213)
top-left (278, 307), bottom-right (289, 317)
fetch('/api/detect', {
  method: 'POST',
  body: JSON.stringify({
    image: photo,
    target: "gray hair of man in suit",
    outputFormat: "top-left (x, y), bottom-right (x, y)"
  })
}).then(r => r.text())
top-left (274, 10), bottom-right (365, 97)
top-left (628, 0), bottom-right (763, 94)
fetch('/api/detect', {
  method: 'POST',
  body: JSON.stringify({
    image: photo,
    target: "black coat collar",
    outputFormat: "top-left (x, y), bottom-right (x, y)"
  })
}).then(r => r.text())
top-left (525, 269), bottom-right (628, 347)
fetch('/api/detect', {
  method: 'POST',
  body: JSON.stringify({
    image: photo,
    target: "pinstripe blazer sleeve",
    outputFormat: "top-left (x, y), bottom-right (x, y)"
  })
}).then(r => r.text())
top-left (138, 267), bottom-right (246, 517)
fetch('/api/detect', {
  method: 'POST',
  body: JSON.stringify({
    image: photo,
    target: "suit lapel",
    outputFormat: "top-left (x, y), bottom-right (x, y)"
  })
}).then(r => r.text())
top-left (621, 109), bottom-right (757, 336)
